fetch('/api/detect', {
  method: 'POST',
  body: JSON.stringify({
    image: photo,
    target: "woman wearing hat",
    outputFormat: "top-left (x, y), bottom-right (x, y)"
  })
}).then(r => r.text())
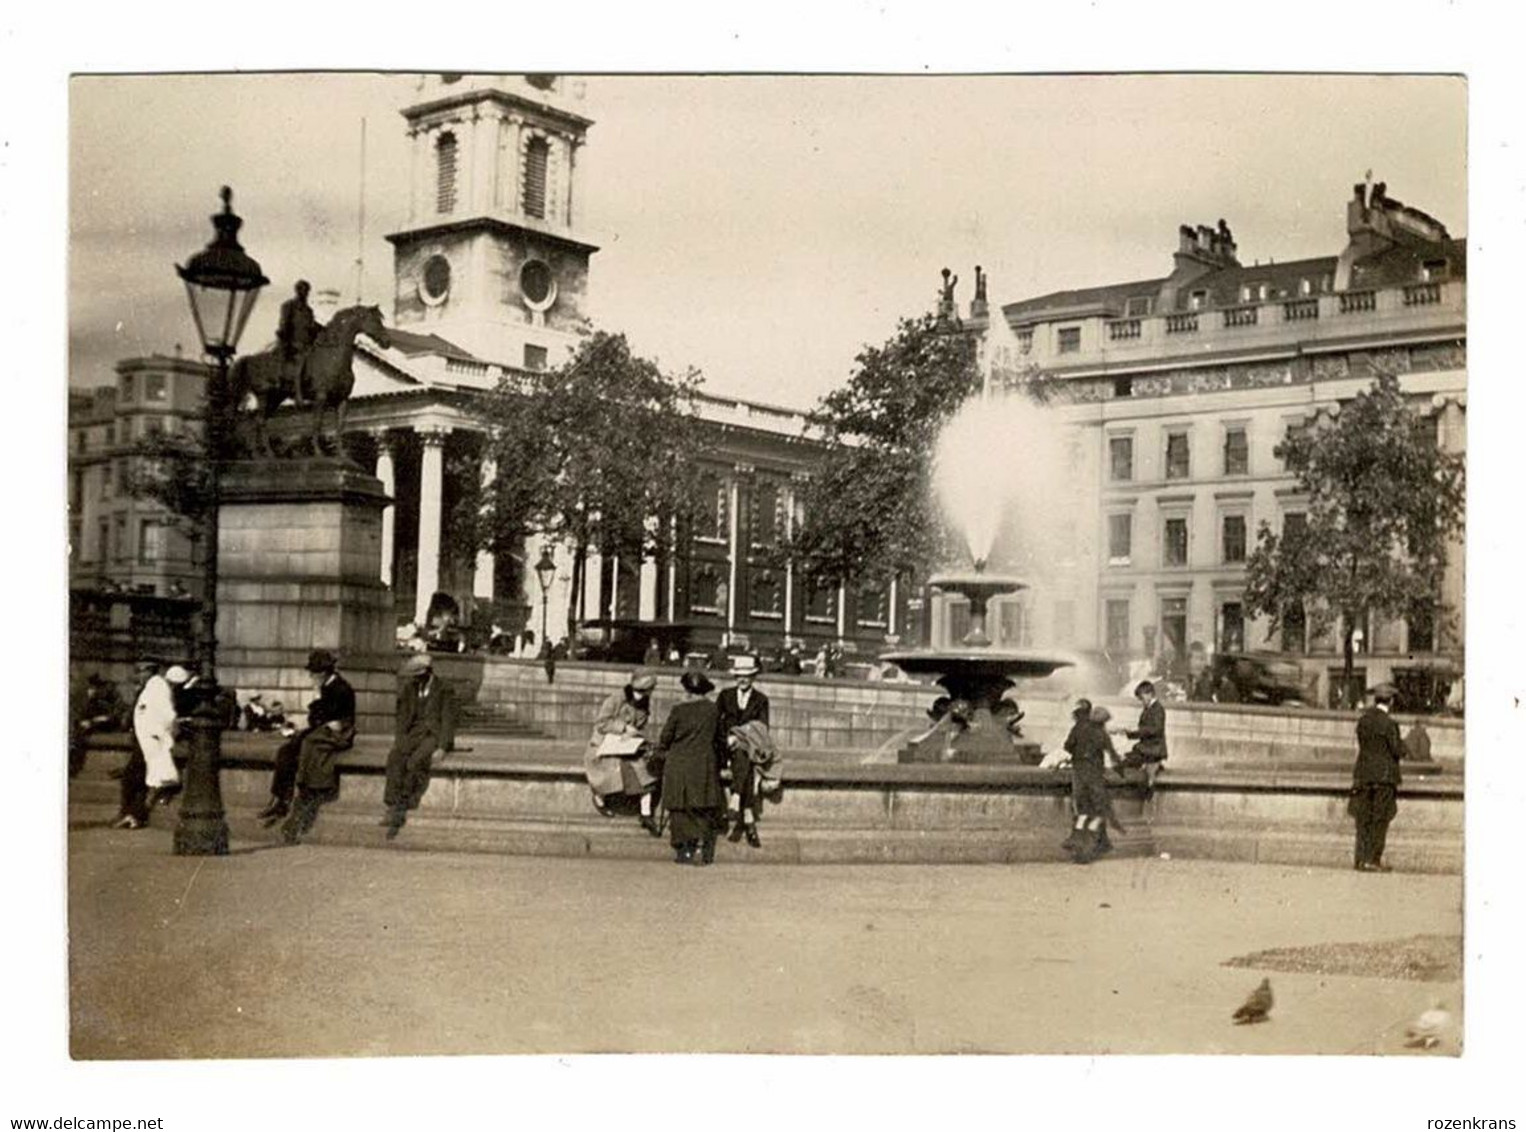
top-left (131, 663), bottom-right (185, 813)
top-left (656, 670), bottom-right (727, 865)
top-left (584, 669), bottom-right (661, 833)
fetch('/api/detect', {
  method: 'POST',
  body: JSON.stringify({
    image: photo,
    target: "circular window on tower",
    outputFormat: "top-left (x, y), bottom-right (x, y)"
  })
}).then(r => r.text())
top-left (519, 259), bottom-right (557, 312)
top-left (419, 254), bottom-right (452, 306)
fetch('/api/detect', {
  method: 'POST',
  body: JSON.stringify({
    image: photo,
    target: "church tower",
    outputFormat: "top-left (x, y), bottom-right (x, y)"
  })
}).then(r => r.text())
top-left (386, 74), bottom-right (598, 368)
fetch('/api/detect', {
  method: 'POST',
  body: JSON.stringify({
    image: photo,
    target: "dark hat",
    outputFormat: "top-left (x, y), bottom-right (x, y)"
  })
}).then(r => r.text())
top-left (680, 670), bottom-right (715, 696)
top-left (1071, 697), bottom-right (1093, 720)
top-left (1370, 682), bottom-right (1398, 701)
top-left (1134, 680), bottom-right (1156, 697)
top-left (305, 648), bottom-right (338, 673)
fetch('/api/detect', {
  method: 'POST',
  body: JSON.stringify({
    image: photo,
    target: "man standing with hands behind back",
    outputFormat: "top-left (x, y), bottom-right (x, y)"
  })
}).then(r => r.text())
top-left (1350, 682), bottom-right (1405, 872)
top-left (717, 655), bottom-right (770, 847)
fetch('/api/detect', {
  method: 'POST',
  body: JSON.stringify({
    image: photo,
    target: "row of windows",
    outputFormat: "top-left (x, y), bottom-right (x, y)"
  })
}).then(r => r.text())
top-left (119, 372), bottom-right (169, 404)
top-left (692, 475), bottom-right (795, 546)
top-left (74, 516), bottom-right (164, 565)
top-left (1107, 426), bottom-right (1251, 483)
top-left (73, 413), bottom-right (170, 455)
top-left (688, 567), bottom-right (888, 626)
top-left (1102, 595), bottom-right (1434, 658)
top-left (1106, 511), bottom-right (1257, 568)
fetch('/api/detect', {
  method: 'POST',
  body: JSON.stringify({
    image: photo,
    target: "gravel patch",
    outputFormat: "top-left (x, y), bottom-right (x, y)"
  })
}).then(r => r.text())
top-left (1224, 933), bottom-right (1462, 983)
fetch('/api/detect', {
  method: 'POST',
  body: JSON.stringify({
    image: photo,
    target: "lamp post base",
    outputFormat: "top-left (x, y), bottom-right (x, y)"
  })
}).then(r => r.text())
top-left (172, 699), bottom-right (230, 857)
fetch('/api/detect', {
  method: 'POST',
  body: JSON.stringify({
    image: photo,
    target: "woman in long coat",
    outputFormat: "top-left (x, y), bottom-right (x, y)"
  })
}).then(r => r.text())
top-left (584, 670), bottom-right (662, 834)
top-left (656, 670), bottom-right (727, 865)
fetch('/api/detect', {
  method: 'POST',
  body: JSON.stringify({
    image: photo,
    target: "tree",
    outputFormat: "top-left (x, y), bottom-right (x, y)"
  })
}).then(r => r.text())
top-left (458, 331), bottom-right (708, 636)
top-left (1242, 372), bottom-right (1464, 707)
top-left (788, 310), bottom-right (983, 587)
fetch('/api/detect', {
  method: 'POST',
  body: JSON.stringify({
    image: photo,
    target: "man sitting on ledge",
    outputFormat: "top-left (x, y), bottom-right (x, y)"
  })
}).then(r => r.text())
top-left (257, 649), bottom-right (356, 842)
top-left (381, 653), bottom-right (458, 840)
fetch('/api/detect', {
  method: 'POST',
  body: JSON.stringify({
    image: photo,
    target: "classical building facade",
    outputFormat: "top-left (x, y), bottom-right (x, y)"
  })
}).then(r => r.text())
top-left (68, 355), bottom-right (211, 597)
top-left (958, 180), bottom-right (1465, 704)
top-left (66, 74), bottom-right (907, 663)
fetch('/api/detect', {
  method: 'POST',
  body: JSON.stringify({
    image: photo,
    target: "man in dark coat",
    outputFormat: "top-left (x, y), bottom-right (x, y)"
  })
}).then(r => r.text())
top-left (256, 649), bottom-right (356, 843)
top-left (716, 654), bottom-right (771, 847)
top-left (657, 670), bottom-right (727, 865)
top-left (382, 653), bottom-right (458, 839)
top-left (1350, 682), bottom-right (1405, 872)
top-left (1120, 680), bottom-right (1169, 793)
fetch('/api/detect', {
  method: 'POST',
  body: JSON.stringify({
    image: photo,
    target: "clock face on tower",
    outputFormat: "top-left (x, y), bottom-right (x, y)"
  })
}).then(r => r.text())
top-left (420, 254), bottom-right (452, 305)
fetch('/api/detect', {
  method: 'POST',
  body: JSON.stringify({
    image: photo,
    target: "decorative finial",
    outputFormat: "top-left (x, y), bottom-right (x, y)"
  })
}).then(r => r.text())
top-left (220, 185), bottom-right (233, 210)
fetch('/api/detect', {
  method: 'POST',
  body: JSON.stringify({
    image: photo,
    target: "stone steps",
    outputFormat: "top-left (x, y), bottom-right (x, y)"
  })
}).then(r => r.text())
top-left (71, 740), bottom-right (1461, 872)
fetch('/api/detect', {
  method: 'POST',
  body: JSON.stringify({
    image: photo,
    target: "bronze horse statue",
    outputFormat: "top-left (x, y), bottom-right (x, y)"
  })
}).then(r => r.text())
top-left (227, 304), bottom-right (391, 457)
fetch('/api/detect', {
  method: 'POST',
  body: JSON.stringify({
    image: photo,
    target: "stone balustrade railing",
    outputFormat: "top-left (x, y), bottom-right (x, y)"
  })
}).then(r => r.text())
top-left (1027, 280), bottom-right (1465, 369)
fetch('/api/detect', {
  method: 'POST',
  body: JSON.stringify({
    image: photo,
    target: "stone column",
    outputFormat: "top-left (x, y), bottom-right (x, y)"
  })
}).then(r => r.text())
top-left (888, 575), bottom-right (900, 639)
top-left (414, 427), bottom-right (449, 624)
top-left (473, 454), bottom-right (497, 601)
top-left (373, 430), bottom-right (397, 588)
top-left (583, 549), bottom-right (604, 622)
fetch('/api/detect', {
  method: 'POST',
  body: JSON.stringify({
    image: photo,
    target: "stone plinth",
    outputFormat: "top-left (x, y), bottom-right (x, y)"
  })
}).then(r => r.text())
top-left (214, 459), bottom-right (397, 732)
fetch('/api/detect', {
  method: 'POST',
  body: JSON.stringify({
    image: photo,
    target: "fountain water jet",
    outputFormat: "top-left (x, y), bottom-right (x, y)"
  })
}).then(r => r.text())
top-left (885, 388), bottom-right (1075, 763)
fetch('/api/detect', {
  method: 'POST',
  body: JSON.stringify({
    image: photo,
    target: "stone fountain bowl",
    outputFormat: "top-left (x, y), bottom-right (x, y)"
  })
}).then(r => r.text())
top-left (880, 648), bottom-right (1074, 681)
top-left (928, 569), bottom-right (1028, 603)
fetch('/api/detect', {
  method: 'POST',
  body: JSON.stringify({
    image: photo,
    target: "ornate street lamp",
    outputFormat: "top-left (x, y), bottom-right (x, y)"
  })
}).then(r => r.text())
top-left (534, 546), bottom-right (557, 658)
top-left (173, 186), bottom-right (268, 856)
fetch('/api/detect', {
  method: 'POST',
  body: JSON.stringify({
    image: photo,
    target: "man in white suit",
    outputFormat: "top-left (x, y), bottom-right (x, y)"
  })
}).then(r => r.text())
top-left (134, 664), bottom-right (187, 808)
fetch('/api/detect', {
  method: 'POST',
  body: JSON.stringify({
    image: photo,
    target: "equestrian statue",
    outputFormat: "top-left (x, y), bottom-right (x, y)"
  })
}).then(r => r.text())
top-left (225, 282), bottom-right (391, 457)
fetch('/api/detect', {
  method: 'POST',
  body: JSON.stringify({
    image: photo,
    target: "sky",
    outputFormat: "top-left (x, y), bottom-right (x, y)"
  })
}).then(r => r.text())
top-left (69, 72), bottom-right (1466, 409)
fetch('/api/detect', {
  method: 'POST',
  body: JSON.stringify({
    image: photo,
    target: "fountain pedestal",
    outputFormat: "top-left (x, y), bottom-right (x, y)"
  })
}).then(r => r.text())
top-left (882, 567), bottom-right (1070, 765)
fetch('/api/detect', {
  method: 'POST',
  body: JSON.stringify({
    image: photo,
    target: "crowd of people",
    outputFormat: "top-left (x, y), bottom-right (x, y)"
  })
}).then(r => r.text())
top-left (74, 651), bottom-right (1412, 874)
top-left (582, 656), bottom-right (781, 865)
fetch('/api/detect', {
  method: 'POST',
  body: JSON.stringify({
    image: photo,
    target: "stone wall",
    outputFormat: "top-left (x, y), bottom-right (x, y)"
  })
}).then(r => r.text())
top-left (452, 657), bottom-right (1464, 764)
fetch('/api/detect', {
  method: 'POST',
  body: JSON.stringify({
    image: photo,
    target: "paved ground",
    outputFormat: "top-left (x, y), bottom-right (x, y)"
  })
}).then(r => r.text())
top-left (68, 822), bottom-right (1462, 1058)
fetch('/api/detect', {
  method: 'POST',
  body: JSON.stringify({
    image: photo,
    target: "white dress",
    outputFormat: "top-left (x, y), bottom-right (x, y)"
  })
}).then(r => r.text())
top-left (133, 674), bottom-right (180, 788)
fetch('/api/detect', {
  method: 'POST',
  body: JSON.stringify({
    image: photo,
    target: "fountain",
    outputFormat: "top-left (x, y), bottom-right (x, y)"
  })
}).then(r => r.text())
top-left (882, 559), bottom-right (1072, 764)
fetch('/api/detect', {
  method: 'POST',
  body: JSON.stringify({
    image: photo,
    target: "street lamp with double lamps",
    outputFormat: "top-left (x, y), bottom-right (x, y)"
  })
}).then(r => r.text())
top-left (172, 185), bottom-right (268, 856)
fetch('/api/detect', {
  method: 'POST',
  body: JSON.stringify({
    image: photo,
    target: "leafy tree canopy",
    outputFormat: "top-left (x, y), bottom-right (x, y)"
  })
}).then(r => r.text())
top-left (1242, 372), bottom-right (1464, 702)
top-left (455, 331), bottom-right (708, 623)
top-left (790, 311), bottom-right (982, 583)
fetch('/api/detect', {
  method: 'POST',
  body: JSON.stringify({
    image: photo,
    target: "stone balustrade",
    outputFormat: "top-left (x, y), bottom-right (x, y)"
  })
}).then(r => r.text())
top-left (1057, 280), bottom-right (1463, 371)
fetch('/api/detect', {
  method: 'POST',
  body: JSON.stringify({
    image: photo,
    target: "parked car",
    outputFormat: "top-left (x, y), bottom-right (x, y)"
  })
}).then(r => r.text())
top-left (1206, 652), bottom-right (1307, 706)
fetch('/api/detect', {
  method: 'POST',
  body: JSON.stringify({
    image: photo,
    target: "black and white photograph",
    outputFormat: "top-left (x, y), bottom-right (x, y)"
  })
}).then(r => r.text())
top-left (12, 7), bottom-right (1526, 1131)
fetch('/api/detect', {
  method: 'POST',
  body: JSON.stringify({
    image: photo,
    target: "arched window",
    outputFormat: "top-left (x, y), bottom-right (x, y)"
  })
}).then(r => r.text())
top-left (523, 136), bottom-right (549, 219)
top-left (435, 132), bottom-right (458, 214)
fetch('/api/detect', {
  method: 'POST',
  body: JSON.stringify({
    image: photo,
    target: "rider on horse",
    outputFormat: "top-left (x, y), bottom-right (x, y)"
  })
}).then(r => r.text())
top-left (276, 281), bottom-right (321, 404)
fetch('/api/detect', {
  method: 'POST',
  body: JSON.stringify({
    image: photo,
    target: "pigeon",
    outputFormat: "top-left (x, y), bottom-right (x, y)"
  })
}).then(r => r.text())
top-left (1404, 1002), bottom-right (1452, 1049)
top-left (1232, 978), bottom-right (1274, 1024)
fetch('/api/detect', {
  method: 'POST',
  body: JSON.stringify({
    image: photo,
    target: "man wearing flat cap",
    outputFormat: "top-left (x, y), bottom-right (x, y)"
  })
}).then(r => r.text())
top-left (717, 654), bottom-right (771, 847)
top-left (257, 648), bottom-right (356, 843)
top-left (381, 653), bottom-right (458, 839)
top-left (1350, 682), bottom-right (1406, 872)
